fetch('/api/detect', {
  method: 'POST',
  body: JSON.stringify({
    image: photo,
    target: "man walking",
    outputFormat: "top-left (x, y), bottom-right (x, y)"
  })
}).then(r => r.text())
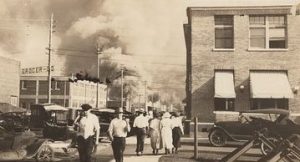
top-left (133, 109), bottom-right (149, 156)
top-left (74, 104), bottom-right (100, 162)
top-left (108, 107), bottom-right (131, 162)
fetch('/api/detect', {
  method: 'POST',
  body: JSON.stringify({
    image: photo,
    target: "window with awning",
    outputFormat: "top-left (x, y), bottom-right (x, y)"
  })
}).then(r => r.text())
top-left (214, 71), bottom-right (236, 111)
top-left (250, 71), bottom-right (293, 110)
top-left (250, 71), bottom-right (293, 99)
top-left (214, 71), bottom-right (236, 98)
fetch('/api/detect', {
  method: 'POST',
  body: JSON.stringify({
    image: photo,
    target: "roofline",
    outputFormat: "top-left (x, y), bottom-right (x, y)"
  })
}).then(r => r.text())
top-left (188, 5), bottom-right (294, 11)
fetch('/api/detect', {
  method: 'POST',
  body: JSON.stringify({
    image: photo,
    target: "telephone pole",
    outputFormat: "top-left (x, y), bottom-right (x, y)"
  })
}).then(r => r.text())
top-left (47, 13), bottom-right (54, 104)
top-left (96, 47), bottom-right (101, 109)
top-left (121, 66), bottom-right (124, 109)
top-left (144, 81), bottom-right (147, 112)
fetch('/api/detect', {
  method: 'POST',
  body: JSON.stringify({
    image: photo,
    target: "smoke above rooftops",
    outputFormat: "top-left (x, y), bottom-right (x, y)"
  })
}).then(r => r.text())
top-left (0, 0), bottom-right (186, 101)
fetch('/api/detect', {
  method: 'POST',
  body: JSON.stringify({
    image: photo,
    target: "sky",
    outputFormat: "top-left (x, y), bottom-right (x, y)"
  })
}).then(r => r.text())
top-left (0, 0), bottom-right (187, 101)
top-left (3, 0), bottom-right (297, 103)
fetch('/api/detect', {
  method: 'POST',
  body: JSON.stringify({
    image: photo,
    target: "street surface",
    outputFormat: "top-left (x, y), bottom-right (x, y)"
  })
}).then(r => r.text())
top-left (4, 136), bottom-right (265, 162)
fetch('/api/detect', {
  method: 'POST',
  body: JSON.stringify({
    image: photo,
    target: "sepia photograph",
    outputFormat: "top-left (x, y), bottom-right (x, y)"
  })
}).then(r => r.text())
top-left (0, 0), bottom-right (299, 162)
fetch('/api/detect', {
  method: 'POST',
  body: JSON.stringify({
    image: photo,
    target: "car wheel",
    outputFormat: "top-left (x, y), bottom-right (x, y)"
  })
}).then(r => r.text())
top-left (36, 145), bottom-right (54, 162)
top-left (260, 137), bottom-right (279, 155)
top-left (209, 129), bottom-right (228, 147)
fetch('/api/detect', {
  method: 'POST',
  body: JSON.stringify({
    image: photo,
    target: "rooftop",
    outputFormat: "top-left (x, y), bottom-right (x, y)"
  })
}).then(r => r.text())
top-left (187, 0), bottom-right (298, 7)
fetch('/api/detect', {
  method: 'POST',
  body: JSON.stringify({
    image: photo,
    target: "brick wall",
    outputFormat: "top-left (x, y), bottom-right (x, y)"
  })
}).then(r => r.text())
top-left (0, 56), bottom-right (20, 105)
top-left (188, 9), bottom-right (300, 122)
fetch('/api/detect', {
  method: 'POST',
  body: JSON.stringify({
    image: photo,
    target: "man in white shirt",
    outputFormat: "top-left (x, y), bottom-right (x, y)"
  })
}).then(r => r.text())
top-left (133, 109), bottom-right (149, 156)
top-left (74, 104), bottom-right (100, 162)
top-left (108, 107), bottom-right (131, 162)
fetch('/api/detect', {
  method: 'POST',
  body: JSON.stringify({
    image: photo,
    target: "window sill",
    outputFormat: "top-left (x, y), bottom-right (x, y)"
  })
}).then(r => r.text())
top-left (212, 48), bottom-right (235, 52)
top-left (247, 48), bottom-right (288, 52)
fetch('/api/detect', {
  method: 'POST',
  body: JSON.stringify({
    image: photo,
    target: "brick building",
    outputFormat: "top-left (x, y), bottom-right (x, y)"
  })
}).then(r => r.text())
top-left (184, 0), bottom-right (300, 126)
top-left (0, 56), bottom-right (20, 106)
top-left (20, 76), bottom-right (107, 109)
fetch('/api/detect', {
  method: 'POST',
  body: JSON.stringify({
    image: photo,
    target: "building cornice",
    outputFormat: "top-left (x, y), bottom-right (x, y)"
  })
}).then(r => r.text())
top-left (188, 5), bottom-right (293, 11)
top-left (187, 5), bottom-right (294, 16)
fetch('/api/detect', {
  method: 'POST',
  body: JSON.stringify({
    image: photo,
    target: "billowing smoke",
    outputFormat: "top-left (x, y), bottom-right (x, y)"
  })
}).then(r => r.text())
top-left (0, 0), bottom-right (186, 104)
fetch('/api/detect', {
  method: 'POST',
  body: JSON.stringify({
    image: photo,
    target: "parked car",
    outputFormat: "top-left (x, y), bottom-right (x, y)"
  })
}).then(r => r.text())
top-left (91, 108), bottom-right (135, 138)
top-left (0, 112), bottom-right (30, 132)
top-left (208, 109), bottom-right (300, 154)
top-left (30, 103), bottom-right (70, 140)
top-left (0, 126), bottom-right (53, 161)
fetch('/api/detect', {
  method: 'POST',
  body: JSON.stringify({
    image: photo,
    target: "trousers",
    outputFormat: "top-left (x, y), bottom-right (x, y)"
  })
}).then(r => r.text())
top-left (77, 136), bottom-right (95, 162)
top-left (112, 137), bottom-right (126, 162)
top-left (136, 127), bottom-right (146, 153)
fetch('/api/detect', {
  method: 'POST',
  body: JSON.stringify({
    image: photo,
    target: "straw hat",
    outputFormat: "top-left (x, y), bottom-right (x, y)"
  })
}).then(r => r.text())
top-left (162, 112), bottom-right (171, 118)
top-left (137, 108), bottom-right (145, 113)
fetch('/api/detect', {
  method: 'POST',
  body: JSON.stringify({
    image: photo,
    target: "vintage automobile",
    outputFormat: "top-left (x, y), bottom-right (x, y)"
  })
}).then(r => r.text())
top-left (0, 112), bottom-right (30, 132)
top-left (30, 103), bottom-right (70, 140)
top-left (208, 109), bottom-right (300, 154)
top-left (0, 126), bottom-right (53, 161)
top-left (91, 108), bottom-right (135, 138)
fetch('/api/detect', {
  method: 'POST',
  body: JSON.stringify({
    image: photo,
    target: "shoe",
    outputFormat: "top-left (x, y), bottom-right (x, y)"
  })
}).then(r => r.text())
top-left (155, 149), bottom-right (159, 155)
top-left (152, 150), bottom-right (155, 155)
top-left (136, 152), bottom-right (141, 156)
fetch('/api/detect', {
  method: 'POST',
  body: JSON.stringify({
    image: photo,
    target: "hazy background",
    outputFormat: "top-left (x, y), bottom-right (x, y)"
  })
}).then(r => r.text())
top-left (0, 0), bottom-right (187, 106)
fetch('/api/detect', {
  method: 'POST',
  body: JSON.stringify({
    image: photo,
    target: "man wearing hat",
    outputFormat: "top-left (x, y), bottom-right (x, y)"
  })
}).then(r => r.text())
top-left (74, 104), bottom-right (100, 162)
top-left (133, 108), bottom-right (149, 156)
top-left (108, 107), bottom-right (131, 162)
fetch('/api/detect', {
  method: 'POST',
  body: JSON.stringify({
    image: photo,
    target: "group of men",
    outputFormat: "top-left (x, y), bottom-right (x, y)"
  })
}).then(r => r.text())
top-left (73, 104), bottom-right (131, 162)
top-left (74, 103), bottom-right (162, 162)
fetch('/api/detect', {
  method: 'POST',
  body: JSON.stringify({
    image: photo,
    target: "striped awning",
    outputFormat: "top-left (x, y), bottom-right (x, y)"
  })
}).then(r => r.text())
top-left (214, 71), bottom-right (236, 98)
top-left (250, 71), bottom-right (293, 98)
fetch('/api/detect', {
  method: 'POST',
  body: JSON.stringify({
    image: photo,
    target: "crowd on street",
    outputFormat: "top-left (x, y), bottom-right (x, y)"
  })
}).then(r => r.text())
top-left (73, 103), bottom-right (184, 162)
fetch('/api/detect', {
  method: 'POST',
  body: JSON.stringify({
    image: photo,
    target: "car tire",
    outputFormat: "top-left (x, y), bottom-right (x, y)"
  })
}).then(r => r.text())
top-left (260, 137), bottom-right (279, 155)
top-left (209, 129), bottom-right (228, 147)
top-left (36, 145), bottom-right (54, 162)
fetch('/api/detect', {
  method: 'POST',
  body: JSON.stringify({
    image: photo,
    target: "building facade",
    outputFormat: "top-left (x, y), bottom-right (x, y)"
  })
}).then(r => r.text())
top-left (20, 76), bottom-right (107, 109)
top-left (0, 56), bottom-right (20, 106)
top-left (184, 1), bottom-right (300, 125)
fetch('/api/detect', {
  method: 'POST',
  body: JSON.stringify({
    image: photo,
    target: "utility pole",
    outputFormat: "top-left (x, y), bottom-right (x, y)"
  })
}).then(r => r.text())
top-left (138, 94), bottom-right (142, 109)
top-left (96, 47), bottom-right (101, 109)
top-left (144, 81), bottom-right (147, 112)
top-left (121, 66), bottom-right (124, 109)
top-left (47, 13), bottom-right (54, 104)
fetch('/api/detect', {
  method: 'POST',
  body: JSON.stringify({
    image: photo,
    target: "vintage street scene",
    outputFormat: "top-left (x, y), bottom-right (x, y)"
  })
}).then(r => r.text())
top-left (0, 0), bottom-right (300, 162)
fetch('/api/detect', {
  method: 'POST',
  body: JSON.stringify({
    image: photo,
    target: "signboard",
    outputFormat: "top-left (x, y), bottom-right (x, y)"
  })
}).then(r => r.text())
top-left (21, 66), bottom-right (54, 75)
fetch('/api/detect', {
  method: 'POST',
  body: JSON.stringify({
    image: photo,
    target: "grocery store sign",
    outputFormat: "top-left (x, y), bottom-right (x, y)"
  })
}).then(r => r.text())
top-left (21, 66), bottom-right (54, 75)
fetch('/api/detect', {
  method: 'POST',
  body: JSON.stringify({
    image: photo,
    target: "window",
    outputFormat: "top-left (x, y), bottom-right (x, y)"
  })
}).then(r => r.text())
top-left (251, 99), bottom-right (288, 110)
top-left (51, 81), bottom-right (60, 90)
top-left (215, 15), bottom-right (234, 49)
top-left (10, 96), bottom-right (18, 106)
top-left (21, 81), bottom-right (28, 90)
top-left (214, 98), bottom-right (235, 111)
top-left (249, 15), bottom-right (286, 49)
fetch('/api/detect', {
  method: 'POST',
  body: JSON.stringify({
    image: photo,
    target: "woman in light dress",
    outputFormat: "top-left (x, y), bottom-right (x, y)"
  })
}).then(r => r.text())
top-left (149, 112), bottom-right (162, 155)
top-left (160, 112), bottom-right (173, 154)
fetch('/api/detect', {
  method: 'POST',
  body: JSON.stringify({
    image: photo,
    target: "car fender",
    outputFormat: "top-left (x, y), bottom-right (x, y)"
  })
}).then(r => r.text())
top-left (209, 126), bottom-right (236, 141)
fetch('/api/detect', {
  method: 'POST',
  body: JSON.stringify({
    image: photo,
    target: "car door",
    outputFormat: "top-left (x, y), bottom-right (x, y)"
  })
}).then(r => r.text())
top-left (0, 127), bottom-right (14, 151)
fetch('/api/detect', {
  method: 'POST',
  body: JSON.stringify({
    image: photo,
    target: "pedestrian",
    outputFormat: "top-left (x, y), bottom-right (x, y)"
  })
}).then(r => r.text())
top-left (133, 108), bottom-right (149, 156)
top-left (108, 107), bottom-right (131, 162)
top-left (171, 112), bottom-right (184, 154)
top-left (149, 111), bottom-right (162, 155)
top-left (74, 104), bottom-right (100, 162)
top-left (160, 112), bottom-right (173, 154)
